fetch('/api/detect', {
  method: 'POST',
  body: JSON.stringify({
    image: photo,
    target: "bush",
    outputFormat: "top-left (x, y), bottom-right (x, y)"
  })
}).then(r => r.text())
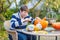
top-left (56, 14), bottom-right (60, 21)
top-left (3, 8), bottom-right (19, 20)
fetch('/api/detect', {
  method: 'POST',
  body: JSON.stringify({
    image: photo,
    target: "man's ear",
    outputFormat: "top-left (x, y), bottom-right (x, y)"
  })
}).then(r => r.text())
top-left (20, 10), bottom-right (21, 13)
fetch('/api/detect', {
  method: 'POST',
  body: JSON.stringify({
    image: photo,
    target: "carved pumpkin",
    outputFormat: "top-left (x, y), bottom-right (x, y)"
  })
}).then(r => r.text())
top-left (34, 17), bottom-right (48, 29)
top-left (34, 17), bottom-right (41, 25)
top-left (52, 22), bottom-right (60, 30)
top-left (40, 20), bottom-right (48, 29)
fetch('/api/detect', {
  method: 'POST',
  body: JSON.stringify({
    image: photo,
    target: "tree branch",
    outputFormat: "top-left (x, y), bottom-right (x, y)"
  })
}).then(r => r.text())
top-left (30, 0), bottom-right (41, 11)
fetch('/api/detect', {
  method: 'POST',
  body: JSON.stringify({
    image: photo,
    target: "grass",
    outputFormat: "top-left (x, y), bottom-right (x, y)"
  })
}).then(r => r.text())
top-left (0, 31), bottom-right (8, 40)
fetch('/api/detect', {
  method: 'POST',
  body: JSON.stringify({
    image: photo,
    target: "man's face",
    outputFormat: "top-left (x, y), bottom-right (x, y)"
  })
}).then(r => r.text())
top-left (20, 10), bottom-right (28, 18)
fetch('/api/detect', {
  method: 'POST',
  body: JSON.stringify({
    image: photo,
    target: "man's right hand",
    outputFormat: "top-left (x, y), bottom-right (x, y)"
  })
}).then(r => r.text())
top-left (23, 18), bottom-right (31, 22)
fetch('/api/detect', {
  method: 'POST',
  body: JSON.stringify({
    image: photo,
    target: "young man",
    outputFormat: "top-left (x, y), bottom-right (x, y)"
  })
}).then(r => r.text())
top-left (10, 5), bottom-right (36, 40)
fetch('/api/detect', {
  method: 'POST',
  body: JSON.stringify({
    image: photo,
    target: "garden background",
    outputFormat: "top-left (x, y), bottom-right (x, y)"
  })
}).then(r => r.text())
top-left (0, 0), bottom-right (60, 40)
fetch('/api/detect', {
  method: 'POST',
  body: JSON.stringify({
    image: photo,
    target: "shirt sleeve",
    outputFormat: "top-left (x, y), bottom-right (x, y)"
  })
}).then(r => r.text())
top-left (10, 15), bottom-right (26, 29)
top-left (30, 17), bottom-right (35, 24)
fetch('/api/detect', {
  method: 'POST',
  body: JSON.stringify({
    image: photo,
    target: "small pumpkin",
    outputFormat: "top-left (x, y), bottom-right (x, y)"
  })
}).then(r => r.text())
top-left (34, 23), bottom-right (42, 31)
top-left (52, 22), bottom-right (60, 30)
top-left (34, 26), bottom-right (40, 31)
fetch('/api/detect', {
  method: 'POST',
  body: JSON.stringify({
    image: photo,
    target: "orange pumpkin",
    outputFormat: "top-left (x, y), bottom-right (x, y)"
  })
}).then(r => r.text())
top-left (40, 20), bottom-right (48, 29)
top-left (34, 17), bottom-right (48, 29)
top-left (52, 22), bottom-right (60, 30)
top-left (34, 19), bottom-right (40, 25)
top-left (34, 17), bottom-right (41, 25)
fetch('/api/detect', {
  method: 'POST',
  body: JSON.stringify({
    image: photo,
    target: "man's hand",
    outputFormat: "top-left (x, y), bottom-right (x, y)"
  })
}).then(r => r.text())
top-left (23, 18), bottom-right (31, 22)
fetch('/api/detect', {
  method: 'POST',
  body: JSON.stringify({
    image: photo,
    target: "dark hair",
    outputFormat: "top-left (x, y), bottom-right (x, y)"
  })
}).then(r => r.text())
top-left (20, 5), bottom-right (29, 12)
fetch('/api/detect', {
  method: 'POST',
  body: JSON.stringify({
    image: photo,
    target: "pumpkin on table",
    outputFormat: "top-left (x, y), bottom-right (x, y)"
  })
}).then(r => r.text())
top-left (34, 17), bottom-right (48, 29)
top-left (40, 20), bottom-right (48, 29)
top-left (52, 22), bottom-right (60, 30)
